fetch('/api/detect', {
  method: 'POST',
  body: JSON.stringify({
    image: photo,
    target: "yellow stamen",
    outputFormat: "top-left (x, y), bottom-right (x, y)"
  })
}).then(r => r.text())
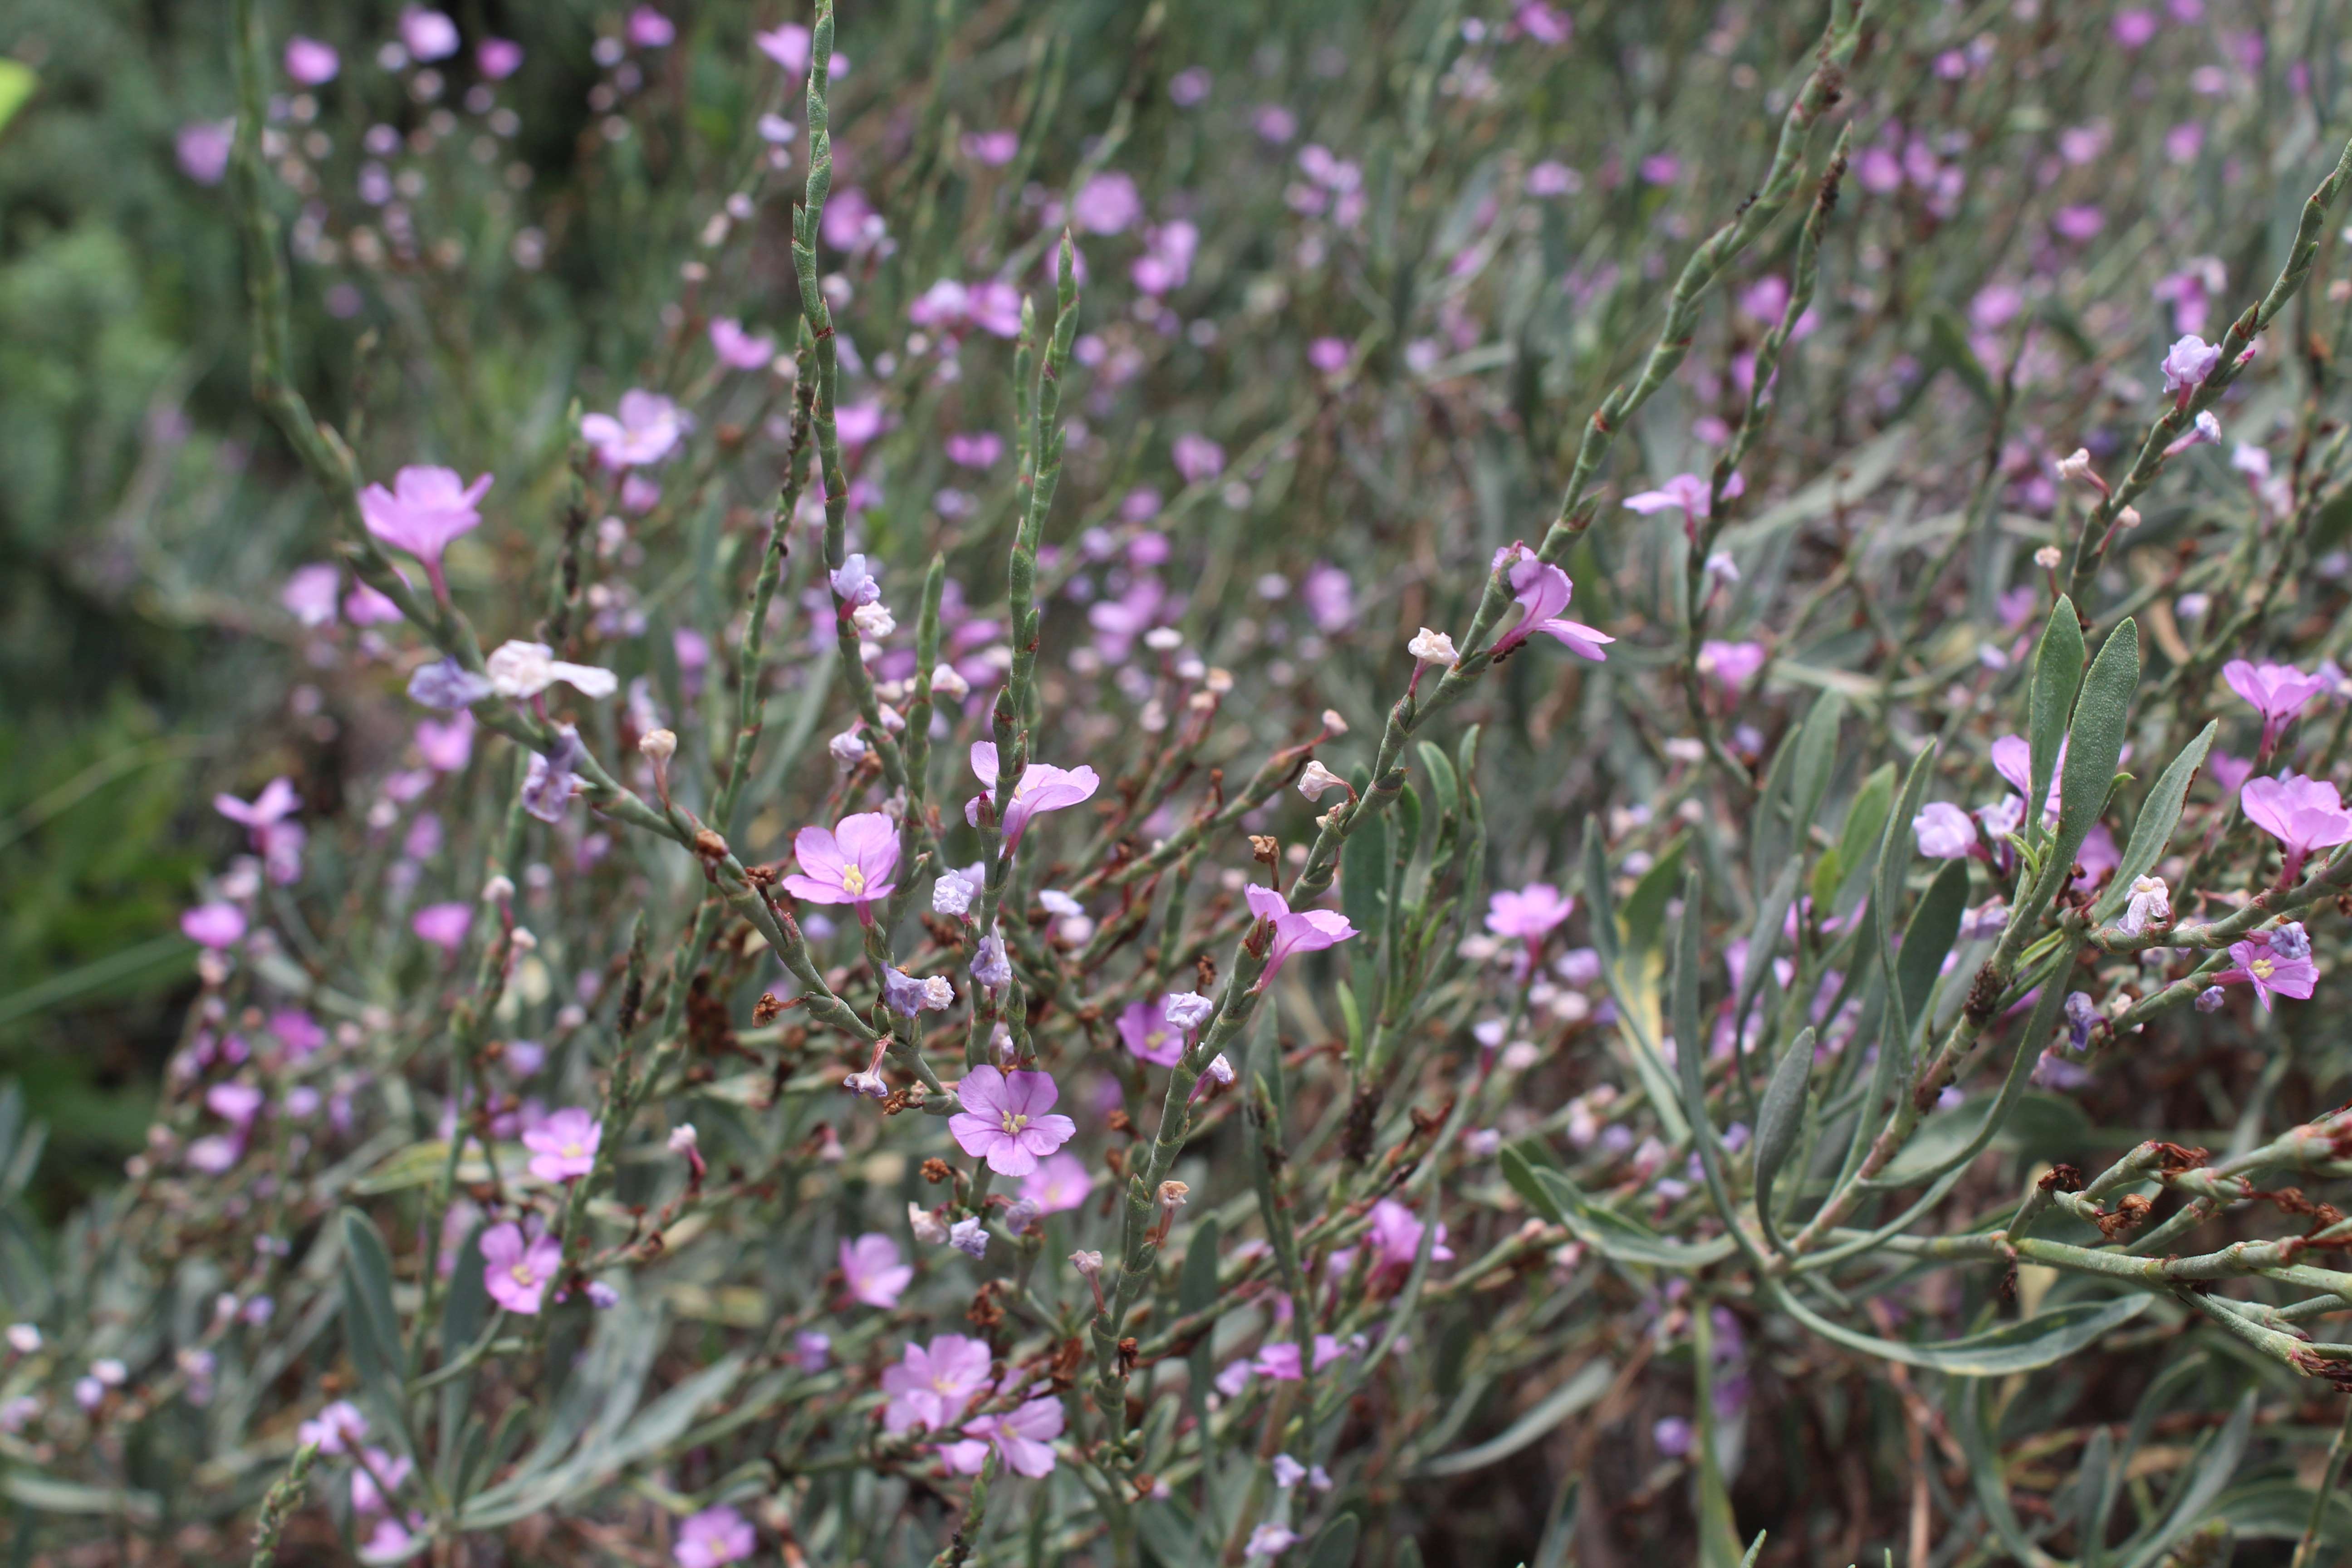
top-left (2252, 957), bottom-right (2275, 980)
top-left (842, 867), bottom-right (867, 895)
top-left (999, 1110), bottom-right (1030, 1135)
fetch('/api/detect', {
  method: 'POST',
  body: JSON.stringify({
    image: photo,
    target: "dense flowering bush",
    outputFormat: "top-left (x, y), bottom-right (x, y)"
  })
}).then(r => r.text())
top-left (17, 0), bottom-right (2352, 1563)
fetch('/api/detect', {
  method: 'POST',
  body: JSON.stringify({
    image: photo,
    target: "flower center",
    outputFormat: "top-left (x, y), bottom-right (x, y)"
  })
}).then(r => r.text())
top-left (2252, 957), bottom-right (2275, 980)
top-left (561, 1141), bottom-right (583, 1158)
top-left (999, 1110), bottom-right (1030, 1136)
top-left (1145, 1030), bottom-right (1166, 1049)
top-left (510, 1263), bottom-right (538, 1287)
top-left (842, 867), bottom-right (867, 895)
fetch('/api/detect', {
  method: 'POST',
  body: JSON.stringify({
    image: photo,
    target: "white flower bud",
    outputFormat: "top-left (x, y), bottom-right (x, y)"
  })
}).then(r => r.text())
top-left (930, 663), bottom-right (970, 700)
top-left (480, 874), bottom-right (516, 904)
top-left (1297, 760), bottom-right (1348, 801)
top-left (1408, 627), bottom-right (1458, 665)
top-left (668, 1123), bottom-right (699, 1153)
top-left (908, 1203), bottom-right (950, 1245)
top-left (638, 727), bottom-right (678, 763)
top-left (851, 602), bottom-right (897, 639)
top-left (2055, 447), bottom-right (2095, 482)
top-left (1321, 708), bottom-right (1348, 735)
top-left (2033, 546), bottom-right (2063, 570)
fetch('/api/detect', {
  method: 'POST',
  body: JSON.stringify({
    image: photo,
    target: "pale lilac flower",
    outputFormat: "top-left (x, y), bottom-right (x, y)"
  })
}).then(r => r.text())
top-left (1165, 992), bottom-right (1216, 1031)
top-left (359, 466), bottom-right (491, 594)
top-left (284, 37), bottom-right (340, 84)
top-left (950, 1066), bottom-right (1077, 1177)
top-left (948, 1216), bottom-right (988, 1258)
top-left (416, 712), bottom-right (475, 772)
top-left (1301, 564), bottom-right (1353, 632)
top-left (478, 39), bottom-right (524, 78)
top-left (1072, 172), bottom-right (1142, 235)
top-left (486, 642), bottom-right (616, 702)
top-left (934, 870), bottom-right (977, 916)
top-left (409, 658), bottom-right (493, 710)
top-left (1623, 471), bottom-right (1742, 526)
top-left (206, 1082), bottom-right (265, 1129)
top-left (2112, 9), bottom-right (2159, 46)
top-left (2161, 335), bottom-right (2222, 400)
top-left (1246, 1523), bottom-right (1300, 1557)
top-left (1913, 802), bottom-right (1977, 860)
top-left (945, 431), bottom-right (1004, 468)
top-left (2223, 660), bottom-right (2329, 753)
top-left (2215, 938), bottom-right (2318, 1010)
top-left (836, 401), bottom-right (886, 446)
top-left (754, 24), bottom-right (810, 75)
top-left (524, 1108), bottom-right (600, 1183)
top-left (1171, 67), bottom-right (1212, 106)
top-left (181, 903), bottom-right (246, 950)
top-left (1173, 433), bottom-right (1225, 484)
top-left (829, 553), bottom-right (882, 606)
top-left (1489, 543), bottom-right (1613, 660)
top-left (675, 1507), bottom-right (753, 1568)
top-left (882, 967), bottom-right (955, 1017)
top-left (794, 1330), bottom-right (831, 1372)
top-left (1117, 1000), bottom-right (1184, 1066)
top-left (1527, 160), bottom-right (1580, 196)
top-left (971, 933), bottom-right (1012, 990)
top-left (1654, 1415), bottom-right (1695, 1455)
top-left (1639, 152), bottom-right (1681, 185)
top-left (297, 1400), bottom-right (368, 1454)
top-left (966, 743), bottom-right (1101, 848)
top-left (1695, 640), bottom-right (1766, 696)
top-left (1307, 337), bottom-right (1349, 373)
top-left (840, 1234), bottom-right (913, 1308)
top-left (215, 778), bottom-right (301, 837)
top-left (1517, 2), bottom-right (1572, 44)
top-left (480, 1222), bottom-right (560, 1314)
top-left (581, 391), bottom-right (688, 468)
top-left (1021, 1152), bottom-right (1095, 1213)
top-left (521, 725), bottom-right (588, 823)
top-left (412, 902), bottom-right (472, 953)
top-left (1273, 1454), bottom-right (1307, 1489)
top-left (961, 129), bottom-right (1019, 165)
top-left (626, 6), bottom-right (675, 47)
top-left (881, 1334), bottom-right (993, 1433)
top-left (401, 8), bottom-right (461, 61)
top-left (1486, 884), bottom-right (1572, 941)
top-left (281, 564), bottom-right (340, 627)
top-left (1244, 885), bottom-right (1358, 983)
top-left (176, 121), bottom-right (235, 185)
top-left (2240, 774), bottom-right (2352, 881)
top-left (349, 1447), bottom-right (412, 1514)
top-left (709, 318), bottom-right (775, 370)
top-left (963, 1387), bottom-right (1064, 1476)
top-left (783, 813), bottom-right (901, 916)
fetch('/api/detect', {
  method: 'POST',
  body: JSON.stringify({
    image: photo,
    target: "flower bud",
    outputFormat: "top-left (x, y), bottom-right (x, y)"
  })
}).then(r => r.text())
top-left (2055, 447), bottom-right (2094, 482)
top-left (1408, 627), bottom-right (1458, 665)
top-left (2034, 546), bottom-right (2063, 570)
top-left (668, 1124), bottom-right (699, 1153)
top-left (930, 662), bottom-right (970, 700)
top-left (1297, 760), bottom-right (1348, 801)
top-left (1321, 708), bottom-right (1348, 735)
top-left (908, 1203), bottom-right (950, 1245)
top-left (639, 728), bottom-right (678, 763)
top-left (1070, 1249), bottom-right (1104, 1278)
top-left (481, 874), bottom-right (516, 904)
top-left (1156, 1180), bottom-right (1190, 1212)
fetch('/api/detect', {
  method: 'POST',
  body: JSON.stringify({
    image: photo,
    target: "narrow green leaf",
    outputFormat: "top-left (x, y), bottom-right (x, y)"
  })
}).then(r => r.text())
top-left (339, 1208), bottom-right (415, 1454)
top-left (2092, 720), bottom-right (2215, 924)
top-left (1416, 740), bottom-right (1460, 823)
top-left (2118, 1390), bottom-right (2254, 1568)
top-left (1788, 692), bottom-right (1845, 847)
top-left (1180, 1217), bottom-right (1221, 1317)
top-left (1752, 1027), bottom-right (1818, 1246)
top-left (1581, 817), bottom-right (1620, 978)
top-left (1750, 724), bottom-right (1800, 887)
top-left (1832, 763), bottom-right (1896, 916)
top-left (1414, 1361), bottom-right (1613, 1476)
top-left (1769, 1289), bottom-right (2149, 1375)
top-left (1619, 837), bottom-right (1687, 958)
top-left (2078, 1425), bottom-right (2116, 1568)
top-left (1526, 1164), bottom-right (1736, 1269)
top-left (1895, 859), bottom-right (1970, 1040)
top-left (1303, 1512), bottom-right (1361, 1568)
top-left (0, 62), bottom-right (34, 137)
top-left (2029, 596), bottom-right (2087, 848)
top-left (2052, 618), bottom-right (2140, 879)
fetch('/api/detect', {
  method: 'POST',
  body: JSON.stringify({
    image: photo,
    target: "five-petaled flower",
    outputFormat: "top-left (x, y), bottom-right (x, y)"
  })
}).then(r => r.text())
top-left (480, 1222), bottom-right (561, 1315)
top-left (840, 1233), bottom-right (914, 1308)
top-left (2214, 938), bottom-right (2318, 1011)
top-left (523, 1108), bottom-right (600, 1184)
top-left (965, 743), bottom-right (1100, 850)
top-left (1486, 883), bottom-right (1573, 942)
top-left (581, 389), bottom-right (689, 468)
top-left (949, 1066), bottom-right (1077, 1176)
top-left (2223, 659), bottom-right (2329, 755)
top-left (1244, 885), bottom-right (1359, 985)
top-left (1117, 999), bottom-right (1185, 1066)
top-left (784, 812), bottom-right (901, 920)
top-left (880, 1333), bottom-right (993, 1434)
top-left (1623, 471), bottom-right (1744, 532)
top-left (359, 466), bottom-right (492, 602)
top-left (2239, 773), bottom-right (2352, 883)
top-left (673, 1505), bottom-right (756, 1568)
top-left (1489, 543), bottom-right (1614, 662)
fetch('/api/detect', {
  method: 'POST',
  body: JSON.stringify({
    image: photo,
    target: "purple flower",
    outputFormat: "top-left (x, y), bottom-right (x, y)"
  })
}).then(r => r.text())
top-left (480, 1222), bottom-right (560, 1314)
top-left (962, 1387), bottom-right (1065, 1476)
top-left (1307, 337), bottom-right (1350, 373)
top-left (400, 8), bottom-right (461, 61)
top-left (478, 39), bottom-right (524, 78)
top-left (794, 1330), bottom-right (831, 1372)
top-left (2161, 335), bottom-right (2223, 399)
top-left (1117, 1000), bottom-right (1184, 1066)
top-left (412, 902), bottom-right (472, 954)
top-left (783, 813), bottom-right (901, 917)
top-left (284, 37), bottom-right (340, 84)
top-left (754, 24), bottom-right (810, 75)
top-left (881, 1334), bottom-right (993, 1433)
top-left (950, 1067), bottom-right (1077, 1177)
top-left (408, 657), bottom-right (494, 710)
top-left (840, 1233), bottom-right (913, 1308)
top-left (709, 318), bottom-right (775, 370)
top-left (523, 1108), bottom-right (600, 1184)
top-left (206, 1082), bottom-right (265, 1129)
top-left (521, 725), bottom-right (588, 824)
top-left (181, 903), bottom-right (246, 950)
top-left (1653, 1416), bottom-right (1694, 1456)
top-left (1913, 802), bottom-right (1977, 860)
top-left (1302, 564), bottom-right (1353, 632)
top-left (966, 744), bottom-right (1101, 849)
top-left (1489, 544), bottom-right (1613, 661)
top-left (626, 6), bottom-right (675, 48)
top-left (281, 564), bottom-right (340, 627)
top-left (296, 1400), bottom-right (368, 1454)
top-left (359, 466), bottom-right (491, 598)
top-left (971, 933), bottom-right (1013, 990)
top-left (1623, 472), bottom-right (1742, 525)
top-left (177, 121), bottom-right (235, 185)
top-left (1020, 1152), bottom-right (1095, 1213)
top-left (1517, 2), bottom-right (1572, 43)
top-left (1639, 152), bottom-right (1682, 185)
top-left (944, 431), bottom-right (1004, 469)
top-left (1243, 885), bottom-right (1358, 983)
top-left (2240, 774), bottom-right (2352, 881)
top-left (581, 391), bottom-right (688, 468)
top-left (1486, 884), bottom-right (1572, 941)
top-left (1247, 1524), bottom-right (1300, 1558)
top-left (949, 1216), bottom-right (988, 1258)
top-left (1367, 1198), bottom-right (1452, 1279)
top-left (416, 712), bottom-right (475, 772)
top-left (674, 1505), bottom-right (754, 1568)
top-left (1071, 172), bottom-right (1142, 235)
top-left (2215, 939), bottom-right (2319, 1010)
top-left (2223, 659), bottom-right (2329, 753)
top-left (1695, 640), bottom-right (1767, 696)
top-left (961, 129), bottom-right (1019, 166)
top-left (1173, 433), bottom-right (1225, 484)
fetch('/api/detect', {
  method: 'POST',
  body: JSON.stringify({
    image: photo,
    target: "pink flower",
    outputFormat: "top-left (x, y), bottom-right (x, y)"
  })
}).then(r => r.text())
top-left (346, 582), bottom-right (404, 625)
top-left (416, 712), bottom-right (475, 772)
top-left (1019, 1152), bottom-right (1095, 1214)
top-left (961, 129), bottom-right (1019, 165)
top-left (1367, 1197), bottom-right (1452, 1277)
top-left (2223, 659), bottom-right (2329, 753)
top-left (176, 121), bottom-right (235, 185)
top-left (1244, 885), bottom-right (1358, 984)
top-left (296, 1400), bottom-right (367, 1453)
top-left (1071, 172), bottom-right (1142, 235)
top-left (1117, 1000), bottom-right (1184, 1066)
top-left (965, 744), bottom-right (1101, 849)
top-left (2113, 9), bottom-right (2159, 46)
top-left (2161, 334), bottom-right (2222, 399)
top-left (1489, 544), bottom-right (1613, 661)
top-left (1695, 639), bottom-right (1766, 696)
top-left (581, 391), bottom-right (688, 468)
top-left (674, 1505), bottom-right (755, 1568)
top-left (1486, 884), bottom-right (1572, 941)
top-left (1307, 337), bottom-right (1349, 373)
top-left (2240, 774), bottom-right (2352, 882)
top-left (523, 1108), bottom-right (600, 1184)
top-left (207, 1082), bottom-right (265, 1128)
top-left (944, 431), bottom-right (1004, 469)
top-left (400, 9), bottom-right (461, 61)
top-left (1989, 733), bottom-right (2065, 824)
top-left (821, 187), bottom-right (878, 251)
top-left (411, 902), bottom-right (472, 954)
top-left (1623, 471), bottom-right (1742, 525)
top-left (949, 1067), bottom-right (1077, 1177)
top-left (840, 1233), bottom-right (913, 1308)
top-left (755, 24), bottom-right (810, 75)
top-left (480, 1222), bottom-right (561, 1314)
top-left (881, 1334), bottom-right (993, 1433)
top-left (478, 39), bottom-right (524, 78)
top-left (709, 318), bottom-right (775, 370)
top-left (359, 466), bottom-right (492, 594)
top-left (1913, 802), bottom-right (1978, 860)
top-left (284, 37), bottom-right (340, 84)
top-left (281, 564), bottom-right (340, 627)
top-left (215, 777), bottom-right (301, 833)
top-left (181, 903), bottom-right (246, 950)
top-left (835, 401), bottom-right (887, 447)
top-left (2215, 939), bottom-right (2318, 1010)
top-left (1516, 2), bottom-right (1572, 44)
top-left (626, 6), bottom-right (675, 48)
top-left (1173, 433), bottom-right (1225, 484)
top-left (783, 813), bottom-right (901, 917)
top-left (964, 1388), bottom-right (1064, 1476)
top-left (1247, 1524), bottom-right (1301, 1557)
